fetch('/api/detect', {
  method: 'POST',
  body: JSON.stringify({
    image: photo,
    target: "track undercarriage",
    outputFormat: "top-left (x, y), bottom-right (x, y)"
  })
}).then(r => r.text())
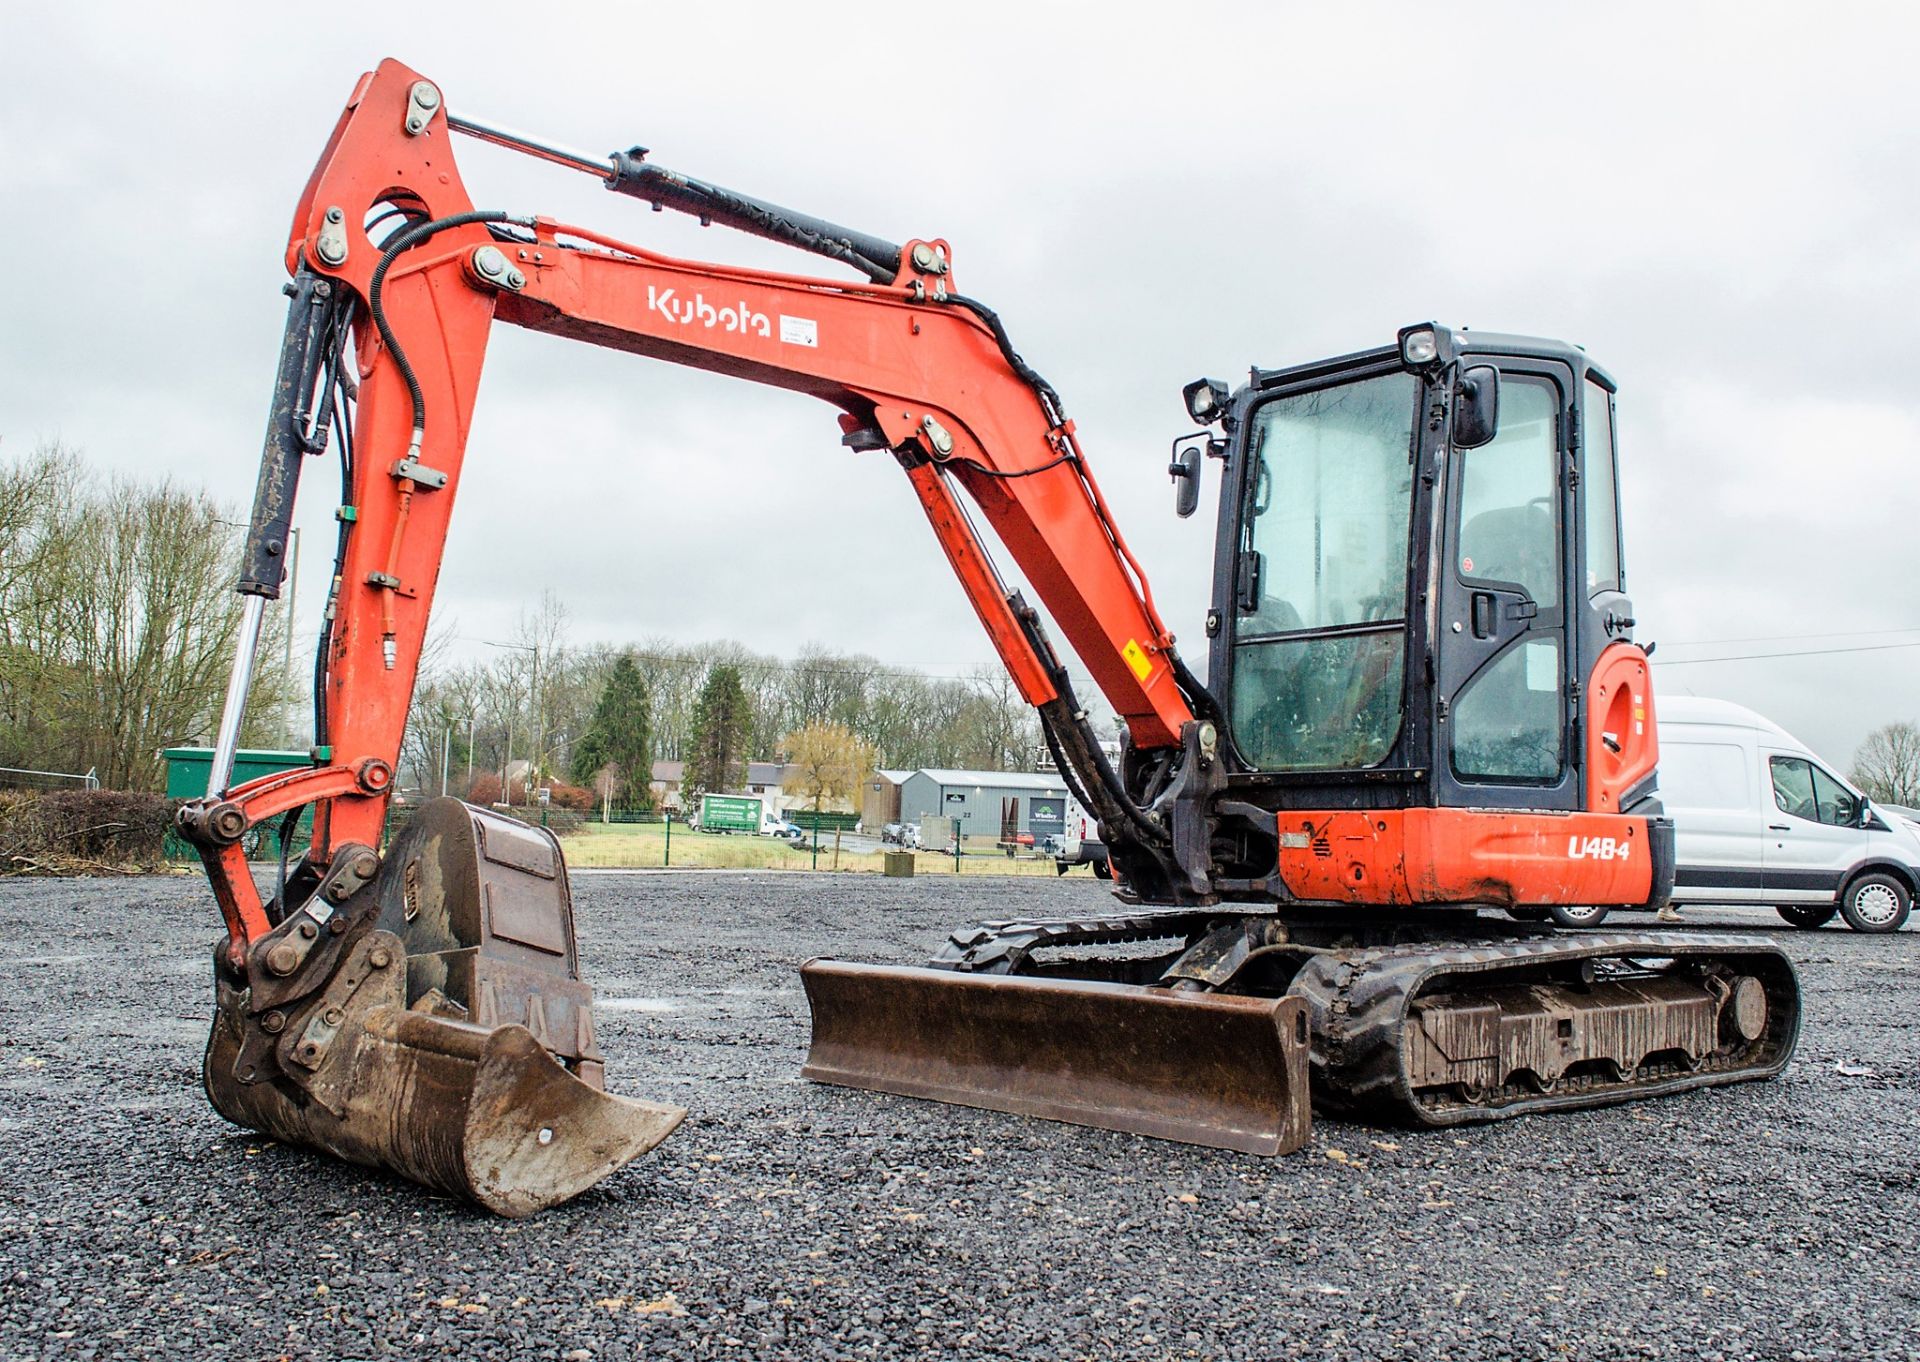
top-left (801, 909), bottom-right (1800, 1144)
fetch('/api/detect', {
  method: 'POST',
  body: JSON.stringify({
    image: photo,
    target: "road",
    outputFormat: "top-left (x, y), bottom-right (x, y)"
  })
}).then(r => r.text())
top-left (1, 875), bottom-right (1915, 1360)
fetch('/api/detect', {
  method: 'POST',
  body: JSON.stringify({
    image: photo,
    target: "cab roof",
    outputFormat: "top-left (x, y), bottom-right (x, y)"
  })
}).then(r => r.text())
top-left (1248, 328), bottom-right (1616, 395)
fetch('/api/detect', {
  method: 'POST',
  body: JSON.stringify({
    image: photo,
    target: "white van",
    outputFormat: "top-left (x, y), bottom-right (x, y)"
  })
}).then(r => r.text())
top-left (1652, 696), bottom-right (1920, 933)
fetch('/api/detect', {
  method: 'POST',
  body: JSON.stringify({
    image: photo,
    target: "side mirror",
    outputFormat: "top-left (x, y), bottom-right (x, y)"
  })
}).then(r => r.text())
top-left (1453, 365), bottom-right (1501, 449)
top-left (1168, 437), bottom-right (1205, 518)
top-left (1857, 798), bottom-right (1875, 829)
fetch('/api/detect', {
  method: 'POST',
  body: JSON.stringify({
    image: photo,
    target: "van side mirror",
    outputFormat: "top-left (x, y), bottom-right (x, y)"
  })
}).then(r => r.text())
top-left (1857, 798), bottom-right (1876, 829)
top-left (1453, 365), bottom-right (1501, 449)
top-left (1169, 436), bottom-right (1205, 518)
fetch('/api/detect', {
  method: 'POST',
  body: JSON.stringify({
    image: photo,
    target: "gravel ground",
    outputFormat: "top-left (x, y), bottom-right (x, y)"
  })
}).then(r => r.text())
top-left (1, 872), bottom-right (1916, 1361)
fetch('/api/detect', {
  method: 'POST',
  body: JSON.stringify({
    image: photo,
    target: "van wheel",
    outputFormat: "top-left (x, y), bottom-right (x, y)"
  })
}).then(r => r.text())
top-left (1548, 903), bottom-right (1610, 928)
top-left (1775, 904), bottom-right (1837, 930)
top-left (1091, 858), bottom-right (1112, 880)
top-left (1838, 873), bottom-right (1911, 934)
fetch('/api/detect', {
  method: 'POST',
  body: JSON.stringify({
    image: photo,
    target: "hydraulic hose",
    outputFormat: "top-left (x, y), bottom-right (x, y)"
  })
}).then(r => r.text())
top-left (366, 210), bottom-right (534, 463)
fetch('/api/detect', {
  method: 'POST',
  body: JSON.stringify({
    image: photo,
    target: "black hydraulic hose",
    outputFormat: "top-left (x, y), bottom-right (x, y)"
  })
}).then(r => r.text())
top-left (366, 209), bottom-right (530, 462)
top-left (274, 804), bottom-right (304, 913)
top-left (934, 449), bottom-right (1076, 481)
top-left (1167, 649), bottom-right (1225, 729)
top-left (944, 293), bottom-right (1067, 430)
top-left (313, 377), bottom-right (356, 748)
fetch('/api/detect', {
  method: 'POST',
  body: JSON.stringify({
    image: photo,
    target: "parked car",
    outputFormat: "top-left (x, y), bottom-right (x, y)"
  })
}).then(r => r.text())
top-left (881, 822), bottom-right (920, 849)
top-left (1652, 697), bottom-right (1917, 933)
top-left (769, 821), bottom-right (807, 846)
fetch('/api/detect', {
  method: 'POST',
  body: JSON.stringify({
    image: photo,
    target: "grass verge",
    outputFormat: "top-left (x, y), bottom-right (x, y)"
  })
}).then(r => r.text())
top-left (560, 823), bottom-right (1072, 876)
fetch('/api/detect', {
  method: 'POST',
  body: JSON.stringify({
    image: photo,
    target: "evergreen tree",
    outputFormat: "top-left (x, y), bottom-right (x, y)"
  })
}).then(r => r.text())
top-left (685, 663), bottom-right (750, 799)
top-left (571, 652), bottom-right (654, 810)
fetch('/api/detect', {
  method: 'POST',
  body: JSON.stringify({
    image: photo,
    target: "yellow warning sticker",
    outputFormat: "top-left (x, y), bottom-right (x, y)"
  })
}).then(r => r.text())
top-left (1122, 639), bottom-right (1153, 683)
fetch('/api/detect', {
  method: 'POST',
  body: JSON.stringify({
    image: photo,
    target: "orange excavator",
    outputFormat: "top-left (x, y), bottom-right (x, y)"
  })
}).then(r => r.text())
top-left (177, 60), bottom-right (1799, 1215)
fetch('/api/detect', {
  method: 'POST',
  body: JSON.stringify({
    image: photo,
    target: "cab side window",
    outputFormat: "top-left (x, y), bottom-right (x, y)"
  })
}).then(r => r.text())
top-left (1770, 756), bottom-right (1859, 825)
top-left (1583, 380), bottom-right (1621, 596)
top-left (1770, 757), bottom-right (1816, 820)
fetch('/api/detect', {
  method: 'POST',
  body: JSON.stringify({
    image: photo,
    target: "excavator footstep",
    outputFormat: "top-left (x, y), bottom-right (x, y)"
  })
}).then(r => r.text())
top-left (800, 959), bottom-right (1311, 1155)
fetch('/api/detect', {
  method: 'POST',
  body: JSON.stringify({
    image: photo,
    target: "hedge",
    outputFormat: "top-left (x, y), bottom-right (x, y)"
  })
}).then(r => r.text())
top-left (0, 789), bottom-right (181, 874)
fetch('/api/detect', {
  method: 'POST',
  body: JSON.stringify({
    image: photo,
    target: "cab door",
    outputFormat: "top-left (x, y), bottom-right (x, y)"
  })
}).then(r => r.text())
top-left (1762, 752), bottom-right (1857, 904)
top-left (1435, 364), bottom-right (1578, 810)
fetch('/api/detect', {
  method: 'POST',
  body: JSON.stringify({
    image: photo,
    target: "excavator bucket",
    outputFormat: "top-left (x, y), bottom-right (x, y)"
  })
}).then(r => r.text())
top-left (801, 961), bottom-right (1312, 1155)
top-left (203, 800), bottom-right (683, 1216)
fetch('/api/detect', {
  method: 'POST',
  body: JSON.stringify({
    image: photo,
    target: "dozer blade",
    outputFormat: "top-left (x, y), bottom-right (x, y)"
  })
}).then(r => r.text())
top-left (203, 799), bottom-right (685, 1216)
top-left (801, 960), bottom-right (1311, 1155)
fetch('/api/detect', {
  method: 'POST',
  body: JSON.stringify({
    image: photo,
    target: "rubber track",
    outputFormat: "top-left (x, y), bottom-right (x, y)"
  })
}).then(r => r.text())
top-left (1288, 931), bottom-right (1802, 1125)
top-left (932, 911), bottom-right (1229, 975)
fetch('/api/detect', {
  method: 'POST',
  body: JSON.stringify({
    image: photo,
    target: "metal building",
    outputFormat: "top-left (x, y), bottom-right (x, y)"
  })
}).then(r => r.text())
top-left (897, 769), bottom-right (1070, 844)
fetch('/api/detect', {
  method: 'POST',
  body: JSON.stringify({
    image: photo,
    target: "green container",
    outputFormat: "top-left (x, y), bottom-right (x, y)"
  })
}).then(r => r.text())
top-left (162, 747), bottom-right (314, 861)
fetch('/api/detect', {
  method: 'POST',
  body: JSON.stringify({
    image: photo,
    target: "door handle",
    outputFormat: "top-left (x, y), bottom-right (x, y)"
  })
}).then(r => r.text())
top-left (1768, 824), bottom-right (1791, 832)
top-left (1471, 591), bottom-right (1495, 639)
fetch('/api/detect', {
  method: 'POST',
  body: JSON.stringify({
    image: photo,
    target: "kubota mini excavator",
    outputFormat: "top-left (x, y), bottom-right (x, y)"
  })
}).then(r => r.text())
top-left (177, 60), bottom-right (1800, 1215)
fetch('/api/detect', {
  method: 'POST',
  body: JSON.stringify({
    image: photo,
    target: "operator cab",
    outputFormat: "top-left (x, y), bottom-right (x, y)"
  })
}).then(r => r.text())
top-left (1184, 323), bottom-right (1638, 820)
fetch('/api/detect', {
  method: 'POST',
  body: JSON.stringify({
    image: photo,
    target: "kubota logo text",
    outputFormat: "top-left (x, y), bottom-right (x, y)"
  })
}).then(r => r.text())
top-left (1568, 836), bottom-right (1630, 862)
top-left (648, 285), bottom-right (771, 337)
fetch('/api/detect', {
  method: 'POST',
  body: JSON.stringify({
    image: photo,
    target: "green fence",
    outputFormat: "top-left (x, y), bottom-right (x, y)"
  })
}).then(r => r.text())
top-left (790, 810), bottom-right (860, 832)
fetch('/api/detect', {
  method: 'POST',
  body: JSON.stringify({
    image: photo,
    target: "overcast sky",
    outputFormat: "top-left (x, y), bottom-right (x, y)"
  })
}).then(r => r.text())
top-left (4, 2), bottom-right (1917, 768)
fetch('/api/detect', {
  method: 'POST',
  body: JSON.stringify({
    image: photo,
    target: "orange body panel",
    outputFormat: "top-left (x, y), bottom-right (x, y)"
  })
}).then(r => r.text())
top-left (1273, 808), bottom-right (1659, 908)
top-left (1584, 642), bottom-right (1657, 814)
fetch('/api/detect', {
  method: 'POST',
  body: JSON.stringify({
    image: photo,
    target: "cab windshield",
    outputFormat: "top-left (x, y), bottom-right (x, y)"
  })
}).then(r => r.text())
top-left (1230, 371), bottom-right (1417, 771)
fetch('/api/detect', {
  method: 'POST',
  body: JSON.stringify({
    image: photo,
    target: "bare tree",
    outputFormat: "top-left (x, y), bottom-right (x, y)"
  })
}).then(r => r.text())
top-left (1851, 722), bottom-right (1920, 806)
top-left (0, 443), bottom-right (288, 789)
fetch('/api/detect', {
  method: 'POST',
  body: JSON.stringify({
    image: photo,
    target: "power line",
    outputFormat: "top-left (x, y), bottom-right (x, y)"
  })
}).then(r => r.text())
top-left (452, 641), bottom-right (1102, 696)
top-left (1656, 640), bottom-right (1920, 667)
top-left (1660, 624), bottom-right (1920, 648)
